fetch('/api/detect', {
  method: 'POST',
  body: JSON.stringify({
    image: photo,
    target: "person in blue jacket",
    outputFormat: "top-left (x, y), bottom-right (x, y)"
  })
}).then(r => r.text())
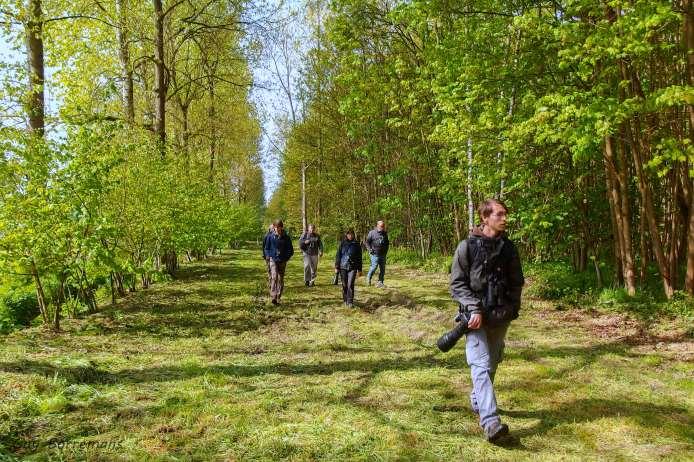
top-left (263, 220), bottom-right (294, 305)
top-left (334, 229), bottom-right (363, 308)
top-left (262, 223), bottom-right (275, 284)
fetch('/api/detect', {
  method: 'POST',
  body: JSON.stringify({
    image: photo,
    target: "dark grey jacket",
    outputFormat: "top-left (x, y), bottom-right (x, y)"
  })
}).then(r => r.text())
top-left (299, 232), bottom-right (323, 256)
top-left (450, 227), bottom-right (524, 315)
top-left (365, 229), bottom-right (389, 256)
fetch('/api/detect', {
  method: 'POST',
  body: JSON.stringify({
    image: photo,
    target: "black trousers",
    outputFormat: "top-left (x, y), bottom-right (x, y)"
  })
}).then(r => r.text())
top-left (340, 269), bottom-right (357, 304)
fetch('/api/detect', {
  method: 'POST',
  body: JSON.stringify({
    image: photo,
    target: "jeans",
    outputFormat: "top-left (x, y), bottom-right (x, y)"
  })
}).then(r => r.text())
top-left (340, 269), bottom-right (357, 304)
top-left (466, 322), bottom-right (509, 430)
top-left (367, 254), bottom-right (386, 283)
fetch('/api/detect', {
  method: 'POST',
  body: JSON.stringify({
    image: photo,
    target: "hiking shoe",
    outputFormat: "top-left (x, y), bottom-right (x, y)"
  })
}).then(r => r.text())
top-left (305, 281), bottom-right (310, 287)
top-left (346, 303), bottom-right (353, 308)
top-left (484, 422), bottom-right (509, 443)
top-left (375, 281), bottom-right (385, 288)
top-left (271, 299), bottom-right (278, 305)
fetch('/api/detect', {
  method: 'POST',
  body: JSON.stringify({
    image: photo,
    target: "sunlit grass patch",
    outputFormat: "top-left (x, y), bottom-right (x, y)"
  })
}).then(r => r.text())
top-left (0, 248), bottom-right (692, 460)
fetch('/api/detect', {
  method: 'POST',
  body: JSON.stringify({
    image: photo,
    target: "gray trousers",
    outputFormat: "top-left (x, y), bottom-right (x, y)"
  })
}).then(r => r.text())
top-left (268, 260), bottom-right (287, 300)
top-left (466, 323), bottom-right (509, 430)
top-left (303, 253), bottom-right (319, 283)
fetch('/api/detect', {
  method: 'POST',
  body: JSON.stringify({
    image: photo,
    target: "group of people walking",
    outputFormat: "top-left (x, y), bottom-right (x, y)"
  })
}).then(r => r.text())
top-left (262, 220), bottom-right (390, 307)
top-left (260, 199), bottom-right (524, 444)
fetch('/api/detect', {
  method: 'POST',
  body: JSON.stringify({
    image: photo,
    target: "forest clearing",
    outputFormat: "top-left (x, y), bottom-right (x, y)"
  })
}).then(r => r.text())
top-left (1, 249), bottom-right (692, 460)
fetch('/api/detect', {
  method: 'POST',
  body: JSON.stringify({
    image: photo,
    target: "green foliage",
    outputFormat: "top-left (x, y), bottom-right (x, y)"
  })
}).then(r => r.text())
top-left (0, 287), bottom-right (40, 329)
top-left (525, 262), bottom-right (599, 302)
top-left (269, 0), bottom-right (693, 301)
top-left (387, 248), bottom-right (451, 274)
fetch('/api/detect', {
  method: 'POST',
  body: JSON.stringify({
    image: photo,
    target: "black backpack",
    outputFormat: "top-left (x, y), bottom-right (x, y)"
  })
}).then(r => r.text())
top-left (464, 236), bottom-right (518, 323)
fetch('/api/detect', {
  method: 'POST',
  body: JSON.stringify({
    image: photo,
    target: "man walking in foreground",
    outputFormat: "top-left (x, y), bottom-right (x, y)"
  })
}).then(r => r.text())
top-left (450, 199), bottom-right (524, 443)
top-left (264, 220), bottom-right (294, 305)
top-left (365, 220), bottom-right (389, 288)
top-left (299, 224), bottom-right (323, 287)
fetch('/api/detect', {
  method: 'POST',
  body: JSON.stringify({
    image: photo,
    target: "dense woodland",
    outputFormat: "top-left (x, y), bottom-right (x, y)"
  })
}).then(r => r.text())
top-left (1, 0), bottom-right (693, 333)
top-left (0, 0), bottom-right (264, 330)
top-left (267, 0), bottom-right (694, 301)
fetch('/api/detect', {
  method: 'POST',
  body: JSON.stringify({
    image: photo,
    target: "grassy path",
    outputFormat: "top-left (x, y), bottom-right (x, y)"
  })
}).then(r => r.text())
top-left (1, 248), bottom-right (692, 461)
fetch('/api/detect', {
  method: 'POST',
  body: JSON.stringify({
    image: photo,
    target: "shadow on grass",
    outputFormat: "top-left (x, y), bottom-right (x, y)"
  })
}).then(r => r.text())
top-left (74, 253), bottom-right (290, 339)
top-left (0, 338), bottom-right (661, 387)
top-left (0, 353), bottom-right (444, 385)
top-left (501, 398), bottom-right (693, 442)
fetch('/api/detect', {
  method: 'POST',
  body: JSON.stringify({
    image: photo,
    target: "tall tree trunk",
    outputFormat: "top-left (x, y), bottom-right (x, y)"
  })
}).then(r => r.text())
top-left (116, 0), bottom-right (134, 123)
top-left (453, 202), bottom-right (462, 243)
top-left (31, 260), bottom-right (48, 323)
top-left (604, 148), bottom-right (623, 286)
top-left (25, 0), bottom-right (45, 135)
top-left (153, 0), bottom-right (166, 148)
top-left (683, 0), bottom-right (694, 294)
top-left (466, 138), bottom-right (474, 230)
top-left (110, 272), bottom-right (117, 305)
top-left (208, 78), bottom-right (216, 174)
top-left (607, 136), bottom-right (636, 294)
top-left (626, 117), bottom-right (674, 298)
top-left (687, 187), bottom-right (694, 294)
top-left (52, 276), bottom-right (65, 332)
top-left (301, 162), bottom-right (307, 232)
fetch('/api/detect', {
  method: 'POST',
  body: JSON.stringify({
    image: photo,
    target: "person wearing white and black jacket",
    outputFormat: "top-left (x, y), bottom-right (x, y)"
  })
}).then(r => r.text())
top-left (334, 229), bottom-right (363, 308)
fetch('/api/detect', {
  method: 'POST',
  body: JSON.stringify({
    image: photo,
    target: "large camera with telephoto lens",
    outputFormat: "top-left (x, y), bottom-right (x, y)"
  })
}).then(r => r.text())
top-left (436, 307), bottom-right (471, 352)
top-left (437, 273), bottom-right (509, 352)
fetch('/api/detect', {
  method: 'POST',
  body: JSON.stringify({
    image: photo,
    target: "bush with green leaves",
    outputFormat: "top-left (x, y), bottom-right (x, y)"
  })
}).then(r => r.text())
top-left (0, 286), bottom-right (40, 329)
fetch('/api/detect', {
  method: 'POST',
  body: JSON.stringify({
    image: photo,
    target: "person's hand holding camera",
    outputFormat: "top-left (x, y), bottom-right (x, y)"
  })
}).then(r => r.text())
top-left (468, 313), bottom-right (483, 329)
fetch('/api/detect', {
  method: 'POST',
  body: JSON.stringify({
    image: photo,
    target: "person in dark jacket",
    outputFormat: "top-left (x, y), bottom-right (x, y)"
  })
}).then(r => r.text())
top-left (365, 220), bottom-right (389, 288)
top-left (263, 220), bottom-right (294, 305)
top-left (262, 223), bottom-right (275, 284)
top-left (334, 229), bottom-right (363, 308)
top-left (299, 224), bottom-right (323, 287)
top-left (449, 199), bottom-right (524, 443)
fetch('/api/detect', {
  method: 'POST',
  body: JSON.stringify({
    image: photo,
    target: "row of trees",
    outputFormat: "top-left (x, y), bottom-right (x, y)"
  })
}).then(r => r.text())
top-left (268, 0), bottom-right (694, 299)
top-left (0, 0), bottom-right (265, 330)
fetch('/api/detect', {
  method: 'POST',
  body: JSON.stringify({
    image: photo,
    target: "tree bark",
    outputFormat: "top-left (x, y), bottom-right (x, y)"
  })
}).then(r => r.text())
top-left (52, 276), bottom-right (65, 332)
top-left (683, 0), bottom-right (694, 294)
top-left (31, 260), bottom-right (48, 324)
top-left (302, 162), bottom-right (307, 232)
top-left (208, 77), bottom-right (216, 174)
top-left (605, 136), bottom-right (636, 294)
top-left (625, 117), bottom-right (674, 298)
top-left (25, 0), bottom-right (45, 135)
top-left (153, 0), bottom-right (166, 148)
top-left (466, 138), bottom-right (474, 230)
top-left (116, 0), bottom-right (135, 123)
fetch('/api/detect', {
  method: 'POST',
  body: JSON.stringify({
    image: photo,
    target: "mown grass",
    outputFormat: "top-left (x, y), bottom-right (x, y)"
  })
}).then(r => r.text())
top-left (0, 248), bottom-right (692, 461)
